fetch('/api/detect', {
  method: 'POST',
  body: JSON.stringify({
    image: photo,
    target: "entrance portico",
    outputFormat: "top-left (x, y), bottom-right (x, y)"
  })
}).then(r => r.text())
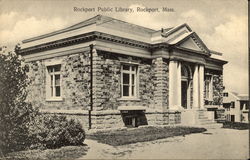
top-left (169, 60), bottom-right (205, 110)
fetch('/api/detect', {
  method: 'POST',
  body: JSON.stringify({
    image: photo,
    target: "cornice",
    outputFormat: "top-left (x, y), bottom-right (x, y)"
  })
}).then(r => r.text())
top-left (18, 31), bottom-right (227, 67)
top-left (173, 46), bottom-right (209, 58)
top-left (205, 56), bottom-right (228, 65)
top-left (18, 32), bottom-right (152, 55)
top-left (18, 32), bottom-right (97, 55)
top-left (95, 32), bottom-right (150, 49)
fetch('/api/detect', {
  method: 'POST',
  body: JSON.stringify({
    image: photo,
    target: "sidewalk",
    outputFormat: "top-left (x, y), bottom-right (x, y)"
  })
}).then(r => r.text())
top-left (80, 127), bottom-right (249, 159)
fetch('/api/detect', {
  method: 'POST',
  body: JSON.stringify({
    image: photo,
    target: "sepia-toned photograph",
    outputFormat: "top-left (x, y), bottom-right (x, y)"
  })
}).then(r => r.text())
top-left (0, 0), bottom-right (248, 159)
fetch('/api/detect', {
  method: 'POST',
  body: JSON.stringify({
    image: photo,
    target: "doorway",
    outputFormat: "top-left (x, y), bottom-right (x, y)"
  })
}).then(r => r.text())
top-left (181, 64), bottom-right (191, 109)
top-left (181, 81), bottom-right (188, 109)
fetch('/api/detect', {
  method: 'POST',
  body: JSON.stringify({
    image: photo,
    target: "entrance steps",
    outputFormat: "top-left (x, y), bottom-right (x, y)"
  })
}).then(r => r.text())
top-left (196, 110), bottom-right (222, 128)
top-left (193, 123), bottom-right (223, 129)
top-left (181, 109), bottom-right (222, 128)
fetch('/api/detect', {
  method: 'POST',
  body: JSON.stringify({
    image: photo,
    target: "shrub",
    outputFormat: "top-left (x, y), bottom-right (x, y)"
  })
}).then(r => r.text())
top-left (29, 114), bottom-right (85, 149)
top-left (0, 51), bottom-right (37, 154)
top-left (0, 50), bottom-right (85, 155)
top-left (222, 121), bottom-right (249, 130)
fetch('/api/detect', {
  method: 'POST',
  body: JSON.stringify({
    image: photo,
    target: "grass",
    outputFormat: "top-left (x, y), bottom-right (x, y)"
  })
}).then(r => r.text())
top-left (3, 145), bottom-right (88, 160)
top-left (86, 125), bottom-right (207, 146)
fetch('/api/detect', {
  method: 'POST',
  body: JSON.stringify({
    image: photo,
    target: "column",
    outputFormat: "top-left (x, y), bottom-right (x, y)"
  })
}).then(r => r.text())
top-left (187, 82), bottom-right (191, 109)
top-left (169, 60), bottom-right (178, 110)
top-left (193, 64), bottom-right (199, 109)
top-left (199, 65), bottom-right (204, 109)
top-left (209, 75), bottom-right (213, 100)
top-left (177, 62), bottom-right (182, 107)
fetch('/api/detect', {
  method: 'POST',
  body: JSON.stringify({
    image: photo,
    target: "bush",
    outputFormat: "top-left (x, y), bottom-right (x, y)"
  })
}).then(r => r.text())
top-left (0, 50), bottom-right (85, 155)
top-left (29, 114), bottom-right (85, 149)
top-left (222, 121), bottom-right (249, 130)
top-left (0, 51), bottom-right (37, 154)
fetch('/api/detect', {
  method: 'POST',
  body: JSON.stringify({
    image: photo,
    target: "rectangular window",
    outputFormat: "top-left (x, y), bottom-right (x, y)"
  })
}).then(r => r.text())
top-left (231, 101), bottom-right (235, 108)
top-left (223, 92), bottom-right (228, 97)
top-left (230, 115), bottom-right (235, 122)
top-left (205, 75), bottom-right (213, 100)
top-left (47, 65), bottom-right (61, 98)
top-left (121, 64), bottom-right (138, 98)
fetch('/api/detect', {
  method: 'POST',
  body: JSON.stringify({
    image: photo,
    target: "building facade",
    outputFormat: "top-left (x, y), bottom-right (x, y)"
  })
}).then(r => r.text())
top-left (223, 91), bottom-right (249, 123)
top-left (18, 15), bottom-right (227, 130)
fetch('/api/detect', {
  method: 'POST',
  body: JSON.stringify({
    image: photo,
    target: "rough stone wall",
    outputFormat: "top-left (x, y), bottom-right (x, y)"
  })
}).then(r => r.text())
top-left (26, 50), bottom-right (171, 112)
top-left (92, 50), bottom-right (156, 111)
top-left (151, 58), bottom-right (169, 110)
top-left (90, 111), bottom-right (181, 130)
top-left (146, 112), bottom-right (181, 125)
top-left (26, 51), bottom-right (91, 111)
top-left (91, 113), bottom-right (124, 129)
top-left (26, 49), bottom-right (176, 129)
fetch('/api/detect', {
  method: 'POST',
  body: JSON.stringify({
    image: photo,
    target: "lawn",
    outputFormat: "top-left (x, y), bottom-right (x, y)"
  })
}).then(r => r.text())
top-left (3, 145), bottom-right (88, 160)
top-left (86, 125), bottom-right (207, 146)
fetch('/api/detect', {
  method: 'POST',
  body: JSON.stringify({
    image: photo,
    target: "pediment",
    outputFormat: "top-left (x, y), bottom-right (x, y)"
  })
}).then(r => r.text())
top-left (178, 36), bottom-right (204, 52)
top-left (163, 23), bottom-right (210, 55)
top-left (176, 33), bottom-right (210, 54)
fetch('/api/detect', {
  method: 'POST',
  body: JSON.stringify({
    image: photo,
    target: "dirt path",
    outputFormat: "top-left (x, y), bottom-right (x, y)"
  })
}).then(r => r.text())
top-left (80, 128), bottom-right (249, 159)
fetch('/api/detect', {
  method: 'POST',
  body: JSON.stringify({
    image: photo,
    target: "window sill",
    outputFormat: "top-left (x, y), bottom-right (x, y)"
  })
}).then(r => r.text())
top-left (46, 97), bottom-right (64, 102)
top-left (205, 99), bottom-right (213, 102)
top-left (117, 97), bottom-right (141, 101)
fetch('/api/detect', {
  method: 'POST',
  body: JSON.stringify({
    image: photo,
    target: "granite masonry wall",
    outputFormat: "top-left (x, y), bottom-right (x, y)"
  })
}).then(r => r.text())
top-left (26, 49), bottom-right (181, 130)
top-left (89, 50), bottom-right (178, 129)
top-left (91, 51), bottom-right (170, 111)
top-left (91, 50), bottom-right (155, 110)
top-left (26, 51), bottom-right (91, 111)
top-left (152, 58), bottom-right (169, 111)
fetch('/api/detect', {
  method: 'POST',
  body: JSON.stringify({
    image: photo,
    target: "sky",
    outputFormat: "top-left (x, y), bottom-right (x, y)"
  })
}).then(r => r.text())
top-left (0, 0), bottom-right (248, 94)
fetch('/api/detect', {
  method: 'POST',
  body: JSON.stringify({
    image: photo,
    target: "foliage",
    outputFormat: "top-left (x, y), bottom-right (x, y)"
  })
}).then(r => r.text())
top-left (0, 51), bottom-right (85, 156)
top-left (222, 121), bottom-right (249, 130)
top-left (29, 114), bottom-right (85, 150)
top-left (0, 51), bottom-right (37, 154)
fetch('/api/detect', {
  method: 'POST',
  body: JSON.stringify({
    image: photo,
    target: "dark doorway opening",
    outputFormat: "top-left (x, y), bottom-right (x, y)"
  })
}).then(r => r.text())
top-left (181, 81), bottom-right (188, 109)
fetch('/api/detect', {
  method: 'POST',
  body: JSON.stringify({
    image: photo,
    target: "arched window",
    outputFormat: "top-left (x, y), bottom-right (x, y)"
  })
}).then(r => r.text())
top-left (181, 65), bottom-right (190, 80)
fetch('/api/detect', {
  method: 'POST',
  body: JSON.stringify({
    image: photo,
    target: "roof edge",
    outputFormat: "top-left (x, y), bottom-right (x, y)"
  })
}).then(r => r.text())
top-left (22, 15), bottom-right (102, 43)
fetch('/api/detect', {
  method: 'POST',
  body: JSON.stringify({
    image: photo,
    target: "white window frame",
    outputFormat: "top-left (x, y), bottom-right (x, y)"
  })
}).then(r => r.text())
top-left (120, 64), bottom-right (139, 99)
top-left (45, 62), bottom-right (63, 101)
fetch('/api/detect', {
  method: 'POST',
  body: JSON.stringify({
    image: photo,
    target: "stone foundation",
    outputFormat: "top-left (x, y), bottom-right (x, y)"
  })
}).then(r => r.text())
top-left (146, 111), bottom-right (181, 125)
top-left (40, 109), bottom-right (181, 130)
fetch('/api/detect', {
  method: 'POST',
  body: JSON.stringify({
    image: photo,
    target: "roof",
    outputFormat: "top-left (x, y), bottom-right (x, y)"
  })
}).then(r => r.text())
top-left (225, 91), bottom-right (249, 101)
top-left (19, 15), bottom-right (226, 65)
top-left (237, 94), bottom-right (249, 101)
top-left (23, 15), bottom-right (157, 43)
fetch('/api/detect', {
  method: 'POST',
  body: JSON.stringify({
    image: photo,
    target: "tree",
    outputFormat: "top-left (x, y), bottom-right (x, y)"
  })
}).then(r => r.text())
top-left (0, 50), bottom-right (36, 154)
